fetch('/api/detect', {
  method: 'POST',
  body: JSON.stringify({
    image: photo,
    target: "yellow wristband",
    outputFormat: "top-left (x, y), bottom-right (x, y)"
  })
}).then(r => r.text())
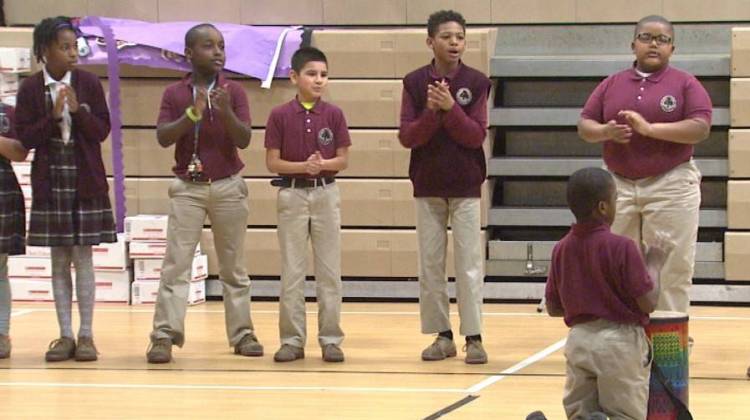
top-left (185, 106), bottom-right (202, 123)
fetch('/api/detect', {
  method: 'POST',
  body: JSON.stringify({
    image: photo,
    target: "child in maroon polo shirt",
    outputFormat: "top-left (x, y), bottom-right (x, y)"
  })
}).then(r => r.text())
top-left (546, 167), bottom-right (672, 420)
top-left (578, 15), bottom-right (711, 326)
top-left (399, 10), bottom-right (491, 364)
top-left (265, 47), bottom-right (350, 363)
top-left (146, 23), bottom-right (260, 364)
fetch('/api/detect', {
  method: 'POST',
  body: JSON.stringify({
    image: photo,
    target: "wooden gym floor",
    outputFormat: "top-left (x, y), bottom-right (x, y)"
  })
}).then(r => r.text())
top-left (1, 302), bottom-right (749, 419)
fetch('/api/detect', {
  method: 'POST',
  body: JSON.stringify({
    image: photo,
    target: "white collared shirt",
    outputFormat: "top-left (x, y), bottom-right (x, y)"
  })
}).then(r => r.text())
top-left (43, 66), bottom-right (72, 143)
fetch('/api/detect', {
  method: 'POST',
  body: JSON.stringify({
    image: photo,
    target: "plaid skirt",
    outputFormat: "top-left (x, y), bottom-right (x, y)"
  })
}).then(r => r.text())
top-left (28, 137), bottom-right (116, 247)
top-left (0, 159), bottom-right (25, 255)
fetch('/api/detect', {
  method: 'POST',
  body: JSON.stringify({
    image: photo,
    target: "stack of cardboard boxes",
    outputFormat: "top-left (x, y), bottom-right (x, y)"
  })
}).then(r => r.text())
top-left (126, 215), bottom-right (206, 305)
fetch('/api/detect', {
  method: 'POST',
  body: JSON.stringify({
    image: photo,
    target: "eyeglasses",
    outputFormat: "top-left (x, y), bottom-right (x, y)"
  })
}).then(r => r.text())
top-left (635, 32), bottom-right (672, 46)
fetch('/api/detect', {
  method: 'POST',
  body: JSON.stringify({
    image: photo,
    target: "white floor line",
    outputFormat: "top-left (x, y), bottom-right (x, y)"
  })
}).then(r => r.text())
top-left (465, 338), bottom-right (567, 394)
top-left (9, 309), bottom-right (35, 318)
top-left (0, 381), bottom-right (467, 394)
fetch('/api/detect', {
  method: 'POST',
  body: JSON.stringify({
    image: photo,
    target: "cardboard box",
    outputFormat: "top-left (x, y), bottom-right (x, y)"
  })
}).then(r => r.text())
top-left (8, 255), bottom-right (52, 279)
top-left (133, 254), bottom-right (208, 282)
top-left (0, 73), bottom-right (18, 95)
top-left (125, 214), bottom-right (168, 241)
top-left (0, 47), bottom-right (31, 73)
top-left (92, 234), bottom-right (128, 271)
top-left (11, 161), bottom-right (31, 185)
top-left (92, 270), bottom-right (131, 303)
top-left (131, 279), bottom-right (205, 305)
top-left (10, 279), bottom-right (53, 302)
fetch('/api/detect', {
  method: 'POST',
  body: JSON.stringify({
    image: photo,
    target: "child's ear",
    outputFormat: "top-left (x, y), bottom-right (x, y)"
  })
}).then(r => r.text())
top-left (426, 36), bottom-right (434, 51)
top-left (597, 200), bottom-right (607, 215)
top-left (289, 70), bottom-right (298, 84)
top-left (184, 47), bottom-right (193, 63)
top-left (630, 41), bottom-right (636, 53)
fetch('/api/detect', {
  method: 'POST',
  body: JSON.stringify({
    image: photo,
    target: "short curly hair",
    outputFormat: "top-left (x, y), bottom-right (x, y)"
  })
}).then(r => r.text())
top-left (427, 10), bottom-right (466, 38)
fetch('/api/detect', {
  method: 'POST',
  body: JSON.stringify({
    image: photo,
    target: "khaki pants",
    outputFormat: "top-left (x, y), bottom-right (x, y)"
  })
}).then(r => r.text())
top-left (277, 184), bottom-right (344, 348)
top-left (151, 175), bottom-right (253, 347)
top-left (610, 160), bottom-right (701, 314)
top-left (416, 197), bottom-right (483, 336)
top-left (564, 319), bottom-right (651, 420)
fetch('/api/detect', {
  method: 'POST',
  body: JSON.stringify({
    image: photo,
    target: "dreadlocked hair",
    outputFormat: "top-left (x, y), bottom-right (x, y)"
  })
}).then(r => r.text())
top-left (33, 16), bottom-right (74, 63)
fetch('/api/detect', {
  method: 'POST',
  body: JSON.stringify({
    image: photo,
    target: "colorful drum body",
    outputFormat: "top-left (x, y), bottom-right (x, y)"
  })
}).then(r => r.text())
top-left (645, 310), bottom-right (689, 420)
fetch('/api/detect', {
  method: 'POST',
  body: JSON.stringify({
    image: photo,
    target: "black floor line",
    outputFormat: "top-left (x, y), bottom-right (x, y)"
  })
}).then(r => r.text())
top-left (423, 395), bottom-right (480, 420)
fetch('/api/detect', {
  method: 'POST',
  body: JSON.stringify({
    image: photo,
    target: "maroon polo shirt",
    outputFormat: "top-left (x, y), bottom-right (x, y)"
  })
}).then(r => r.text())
top-left (545, 220), bottom-right (654, 327)
top-left (157, 73), bottom-right (249, 181)
top-left (399, 61), bottom-right (490, 198)
top-left (264, 98), bottom-right (351, 178)
top-left (581, 65), bottom-right (712, 179)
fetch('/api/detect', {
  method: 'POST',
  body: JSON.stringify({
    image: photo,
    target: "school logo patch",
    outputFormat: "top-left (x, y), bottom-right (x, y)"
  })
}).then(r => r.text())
top-left (318, 127), bottom-right (334, 146)
top-left (456, 87), bottom-right (473, 106)
top-left (660, 95), bottom-right (677, 113)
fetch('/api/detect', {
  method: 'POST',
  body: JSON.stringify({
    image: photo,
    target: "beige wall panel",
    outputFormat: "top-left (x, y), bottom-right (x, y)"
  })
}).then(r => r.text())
top-left (732, 28), bottom-right (750, 77)
top-left (730, 79), bottom-right (750, 127)
top-left (728, 181), bottom-right (750, 229)
top-left (104, 72), bottom-right (430, 130)
top-left (241, 0), bottom-right (324, 25)
top-left (135, 179), bottom-right (171, 215)
top-left (576, 0), bottom-right (661, 23)
top-left (664, 0), bottom-right (750, 22)
top-left (106, 178), bottom-right (139, 217)
top-left (88, 0), bottom-right (158, 22)
top-left (406, 0), bottom-right (492, 24)
top-left (5, 0), bottom-right (88, 26)
top-left (340, 230), bottom-right (396, 276)
top-left (725, 232), bottom-right (750, 280)
top-left (728, 129), bottom-right (750, 178)
top-left (240, 128), bottom-right (270, 176)
top-left (345, 130), bottom-right (408, 178)
top-left (0, 28), bottom-right (33, 48)
top-left (325, 80), bottom-right (402, 128)
top-left (157, 0), bottom-right (241, 23)
top-left (247, 179), bottom-right (278, 226)
top-left (323, 0), bottom-right (406, 25)
top-left (312, 30), bottom-right (398, 79)
top-left (491, 0), bottom-right (575, 24)
top-left (102, 134), bottom-right (141, 176)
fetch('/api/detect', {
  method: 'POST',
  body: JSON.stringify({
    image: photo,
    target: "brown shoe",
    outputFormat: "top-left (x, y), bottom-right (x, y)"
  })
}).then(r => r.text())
top-left (322, 344), bottom-right (344, 363)
top-left (234, 333), bottom-right (264, 357)
top-left (75, 336), bottom-right (99, 362)
top-left (0, 335), bottom-right (10, 359)
top-left (421, 336), bottom-right (457, 361)
top-left (464, 339), bottom-right (488, 364)
top-left (273, 344), bottom-right (304, 362)
top-left (45, 337), bottom-right (76, 362)
top-left (146, 338), bottom-right (173, 364)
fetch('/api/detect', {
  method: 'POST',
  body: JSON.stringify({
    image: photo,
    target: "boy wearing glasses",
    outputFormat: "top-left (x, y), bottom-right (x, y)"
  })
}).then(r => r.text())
top-left (577, 15), bottom-right (712, 320)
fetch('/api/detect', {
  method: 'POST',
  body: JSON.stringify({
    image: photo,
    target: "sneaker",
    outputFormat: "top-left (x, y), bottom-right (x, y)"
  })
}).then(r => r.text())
top-left (234, 333), bottom-right (264, 357)
top-left (273, 344), bottom-right (304, 362)
top-left (421, 336), bottom-right (457, 361)
top-left (45, 337), bottom-right (76, 362)
top-left (0, 335), bottom-right (10, 359)
top-left (464, 339), bottom-right (488, 364)
top-left (75, 336), bottom-right (99, 362)
top-left (146, 338), bottom-right (173, 364)
top-left (322, 344), bottom-right (344, 363)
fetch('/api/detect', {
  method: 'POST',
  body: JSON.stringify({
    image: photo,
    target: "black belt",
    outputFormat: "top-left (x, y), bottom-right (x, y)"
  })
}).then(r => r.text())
top-left (271, 177), bottom-right (335, 188)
